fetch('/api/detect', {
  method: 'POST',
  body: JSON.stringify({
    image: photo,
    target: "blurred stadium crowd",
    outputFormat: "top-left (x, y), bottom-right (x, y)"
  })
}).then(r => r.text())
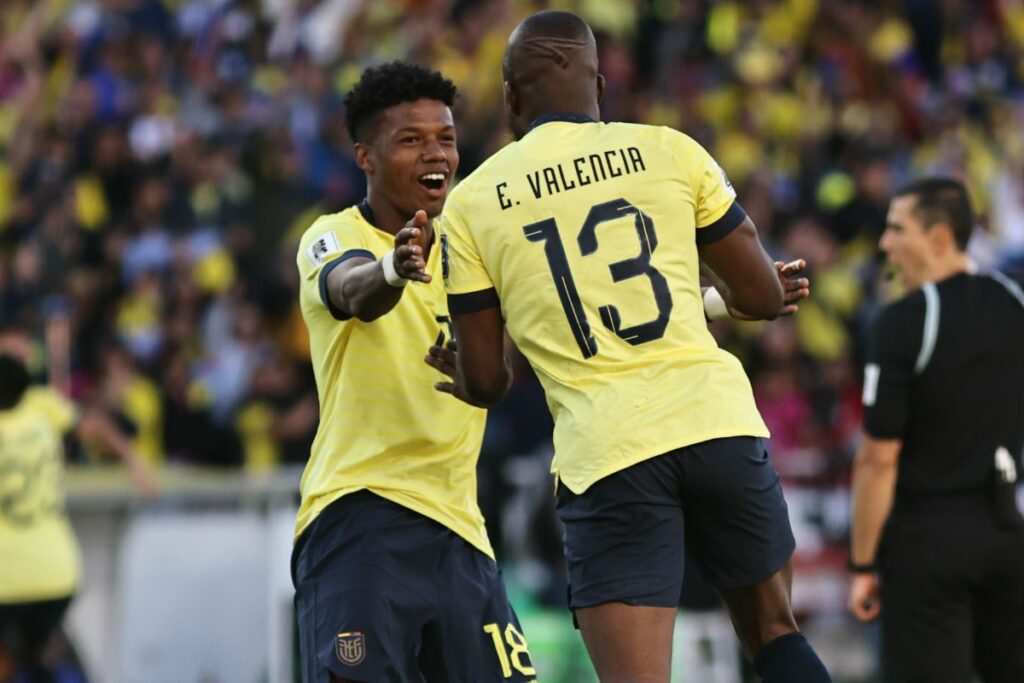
top-left (3, 0), bottom-right (1024, 606)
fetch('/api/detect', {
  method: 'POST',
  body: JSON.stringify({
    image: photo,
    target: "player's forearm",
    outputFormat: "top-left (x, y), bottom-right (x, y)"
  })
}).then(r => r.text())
top-left (330, 260), bottom-right (405, 322)
top-left (718, 266), bottom-right (782, 320)
top-left (850, 445), bottom-right (899, 566)
top-left (460, 354), bottom-right (512, 408)
top-left (699, 220), bottom-right (784, 320)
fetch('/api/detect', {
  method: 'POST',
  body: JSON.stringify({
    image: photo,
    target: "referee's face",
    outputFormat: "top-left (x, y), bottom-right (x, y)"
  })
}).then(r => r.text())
top-left (881, 195), bottom-right (931, 290)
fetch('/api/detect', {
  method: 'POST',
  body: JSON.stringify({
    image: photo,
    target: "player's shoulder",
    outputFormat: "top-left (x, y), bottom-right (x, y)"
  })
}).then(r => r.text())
top-left (607, 120), bottom-right (686, 140)
top-left (448, 142), bottom-right (518, 200)
top-left (297, 206), bottom-right (364, 248)
top-left (606, 122), bottom-right (696, 149)
top-left (296, 205), bottom-right (369, 269)
top-left (20, 386), bottom-right (77, 431)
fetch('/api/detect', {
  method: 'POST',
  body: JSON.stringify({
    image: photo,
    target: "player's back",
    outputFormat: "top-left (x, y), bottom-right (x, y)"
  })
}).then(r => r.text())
top-left (442, 118), bottom-right (768, 492)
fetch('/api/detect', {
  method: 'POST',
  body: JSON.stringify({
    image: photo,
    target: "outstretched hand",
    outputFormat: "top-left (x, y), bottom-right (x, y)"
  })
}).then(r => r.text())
top-left (425, 339), bottom-right (486, 408)
top-left (777, 259), bottom-right (810, 315)
top-left (393, 210), bottom-right (432, 283)
top-left (724, 258), bottom-right (810, 320)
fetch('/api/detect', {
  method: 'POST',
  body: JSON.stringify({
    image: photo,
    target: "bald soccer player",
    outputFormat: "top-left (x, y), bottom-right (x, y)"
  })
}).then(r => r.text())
top-left (434, 11), bottom-right (831, 683)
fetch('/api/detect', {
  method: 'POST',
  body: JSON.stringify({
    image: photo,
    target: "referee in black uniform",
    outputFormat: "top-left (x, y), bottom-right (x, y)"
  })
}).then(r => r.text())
top-left (848, 177), bottom-right (1024, 682)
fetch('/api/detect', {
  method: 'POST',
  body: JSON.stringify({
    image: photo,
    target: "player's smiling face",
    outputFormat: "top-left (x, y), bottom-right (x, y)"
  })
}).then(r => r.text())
top-left (881, 194), bottom-right (932, 290)
top-left (366, 99), bottom-right (458, 219)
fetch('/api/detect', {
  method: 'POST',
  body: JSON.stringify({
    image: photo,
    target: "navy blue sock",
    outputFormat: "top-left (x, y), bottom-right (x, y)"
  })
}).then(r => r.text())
top-left (754, 632), bottom-right (832, 682)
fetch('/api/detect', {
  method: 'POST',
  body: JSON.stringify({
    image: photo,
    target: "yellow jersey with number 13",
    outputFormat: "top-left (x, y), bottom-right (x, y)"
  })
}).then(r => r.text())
top-left (295, 204), bottom-right (492, 559)
top-left (441, 118), bottom-right (768, 494)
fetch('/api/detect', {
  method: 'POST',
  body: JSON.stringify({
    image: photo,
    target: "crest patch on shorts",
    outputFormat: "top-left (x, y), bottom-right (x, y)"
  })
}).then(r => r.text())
top-left (336, 631), bottom-right (365, 666)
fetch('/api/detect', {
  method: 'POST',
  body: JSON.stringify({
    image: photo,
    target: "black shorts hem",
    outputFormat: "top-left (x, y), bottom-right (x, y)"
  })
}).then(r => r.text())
top-left (700, 541), bottom-right (795, 589)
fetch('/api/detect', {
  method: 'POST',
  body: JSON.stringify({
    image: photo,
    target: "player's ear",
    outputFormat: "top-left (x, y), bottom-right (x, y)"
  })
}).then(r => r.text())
top-left (354, 143), bottom-right (374, 174)
top-left (596, 73), bottom-right (606, 104)
top-left (503, 81), bottom-right (519, 116)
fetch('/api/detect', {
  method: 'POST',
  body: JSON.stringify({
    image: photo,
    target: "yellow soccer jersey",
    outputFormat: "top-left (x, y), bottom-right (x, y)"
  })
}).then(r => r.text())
top-left (295, 204), bottom-right (492, 558)
top-left (441, 117), bottom-right (769, 493)
top-left (0, 387), bottom-right (81, 603)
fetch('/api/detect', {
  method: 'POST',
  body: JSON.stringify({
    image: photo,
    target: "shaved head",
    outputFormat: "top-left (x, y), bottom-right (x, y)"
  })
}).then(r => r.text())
top-left (504, 11), bottom-right (596, 77)
top-left (503, 11), bottom-right (603, 139)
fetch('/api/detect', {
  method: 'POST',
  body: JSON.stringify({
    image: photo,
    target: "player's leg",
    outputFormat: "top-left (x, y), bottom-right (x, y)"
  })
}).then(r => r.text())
top-left (714, 561), bottom-right (796, 656)
top-left (292, 491), bottom-right (436, 683)
top-left (972, 527), bottom-right (1024, 683)
top-left (574, 603), bottom-right (676, 683)
top-left (424, 532), bottom-right (537, 683)
top-left (555, 452), bottom-right (687, 683)
top-left (0, 596), bottom-right (71, 682)
top-left (681, 437), bottom-right (830, 682)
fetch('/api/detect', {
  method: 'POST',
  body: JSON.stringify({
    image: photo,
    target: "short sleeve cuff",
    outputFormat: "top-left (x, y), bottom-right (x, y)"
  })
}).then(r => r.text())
top-left (696, 201), bottom-right (747, 247)
top-left (318, 249), bottom-right (375, 320)
top-left (448, 288), bottom-right (500, 314)
top-left (863, 415), bottom-right (905, 441)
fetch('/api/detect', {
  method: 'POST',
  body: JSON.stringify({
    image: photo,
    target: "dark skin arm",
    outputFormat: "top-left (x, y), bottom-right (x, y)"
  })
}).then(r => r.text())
top-left (698, 217), bottom-right (785, 320)
top-left (431, 307), bottom-right (512, 408)
top-left (324, 211), bottom-right (432, 322)
top-left (701, 258), bottom-right (811, 320)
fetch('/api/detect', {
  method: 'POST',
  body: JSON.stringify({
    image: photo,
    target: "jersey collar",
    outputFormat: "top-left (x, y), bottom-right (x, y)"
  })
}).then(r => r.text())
top-left (525, 112), bottom-right (597, 134)
top-left (357, 198), bottom-right (376, 227)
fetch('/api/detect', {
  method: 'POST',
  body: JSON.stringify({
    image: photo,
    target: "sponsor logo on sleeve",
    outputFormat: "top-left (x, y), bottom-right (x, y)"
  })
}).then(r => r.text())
top-left (712, 160), bottom-right (736, 198)
top-left (306, 231), bottom-right (342, 267)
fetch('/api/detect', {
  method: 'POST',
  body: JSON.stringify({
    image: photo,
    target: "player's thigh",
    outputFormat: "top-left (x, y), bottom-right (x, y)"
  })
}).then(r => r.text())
top-left (879, 517), bottom-right (975, 683)
top-left (555, 451), bottom-right (686, 611)
top-left (973, 529), bottom-right (1024, 683)
top-left (293, 492), bottom-right (440, 683)
top-left (680, 437), bottom-right (795, 591)
top-left (424, 539), bottom-right (537, 683)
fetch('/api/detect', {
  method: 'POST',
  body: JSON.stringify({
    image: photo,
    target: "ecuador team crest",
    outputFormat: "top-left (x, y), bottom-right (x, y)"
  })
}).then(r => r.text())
top-left (336, 631), bottom-right (365, 666)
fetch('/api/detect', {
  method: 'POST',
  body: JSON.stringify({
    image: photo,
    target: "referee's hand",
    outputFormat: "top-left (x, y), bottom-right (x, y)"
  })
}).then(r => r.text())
top-left (848, 573), bottom-right (881, 622)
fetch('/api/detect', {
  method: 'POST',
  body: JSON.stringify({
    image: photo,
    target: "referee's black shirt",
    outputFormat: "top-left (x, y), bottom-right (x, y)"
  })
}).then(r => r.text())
top-left (862, 271), bottom-right (1024, 494)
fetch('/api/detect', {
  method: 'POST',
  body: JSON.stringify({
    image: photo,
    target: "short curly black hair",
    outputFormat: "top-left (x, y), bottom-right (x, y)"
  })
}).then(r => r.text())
top-left (343, 61), bottom-right (457, 143)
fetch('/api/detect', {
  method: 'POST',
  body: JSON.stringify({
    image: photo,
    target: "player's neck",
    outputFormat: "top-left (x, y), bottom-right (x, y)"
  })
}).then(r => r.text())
top-left (522, 100), bottom-right (600, 129)
top-left (364, 192), bottom-right (413, 236)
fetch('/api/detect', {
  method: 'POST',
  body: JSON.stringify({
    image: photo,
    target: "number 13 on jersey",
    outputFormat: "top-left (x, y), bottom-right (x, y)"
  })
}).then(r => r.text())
top-left (524, 198), bottom-right (673, 359)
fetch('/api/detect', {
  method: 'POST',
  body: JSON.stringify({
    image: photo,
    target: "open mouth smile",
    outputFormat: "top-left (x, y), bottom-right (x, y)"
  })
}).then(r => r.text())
top-left (417, 172), bottom-right (448, 194)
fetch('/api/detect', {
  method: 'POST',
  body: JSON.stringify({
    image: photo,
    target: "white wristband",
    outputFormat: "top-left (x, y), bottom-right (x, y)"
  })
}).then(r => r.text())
top-left (380, 249), bottom-right (408, 287)
top-left (703, 287), bottom-right (729, 321)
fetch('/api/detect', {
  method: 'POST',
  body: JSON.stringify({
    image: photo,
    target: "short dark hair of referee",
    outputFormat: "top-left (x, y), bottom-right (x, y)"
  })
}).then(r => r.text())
top-left (848, 176), bottom-right (1024, 682)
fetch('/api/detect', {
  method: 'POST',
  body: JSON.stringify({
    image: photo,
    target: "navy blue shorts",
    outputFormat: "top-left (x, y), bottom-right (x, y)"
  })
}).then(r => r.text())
top-left (556, 436), bottom-right (795, 609)
top-left (292, 491), bottom-right (536, 683)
